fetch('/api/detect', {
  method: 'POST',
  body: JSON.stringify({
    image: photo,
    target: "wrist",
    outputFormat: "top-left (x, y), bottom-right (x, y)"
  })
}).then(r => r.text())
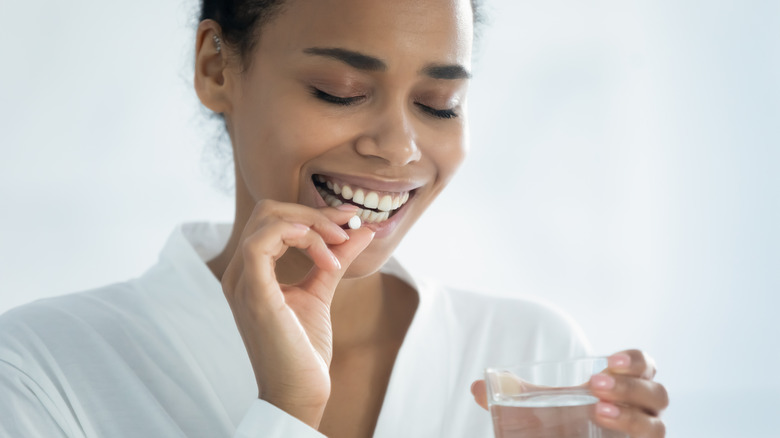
top-left (260, 389), bottom-right (330, 429)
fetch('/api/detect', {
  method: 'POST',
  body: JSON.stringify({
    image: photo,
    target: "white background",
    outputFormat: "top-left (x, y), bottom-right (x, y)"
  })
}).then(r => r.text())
top-left (1, 0), bottom-right (778, 436)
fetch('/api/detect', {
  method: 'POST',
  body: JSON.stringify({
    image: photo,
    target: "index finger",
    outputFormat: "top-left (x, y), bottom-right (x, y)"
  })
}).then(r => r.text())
top-left (248, 199), bottom-right (359, 245)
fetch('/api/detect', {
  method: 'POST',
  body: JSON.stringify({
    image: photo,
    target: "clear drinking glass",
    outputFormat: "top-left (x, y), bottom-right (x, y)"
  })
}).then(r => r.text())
top-left (485, 357), bottom-right (627, 438)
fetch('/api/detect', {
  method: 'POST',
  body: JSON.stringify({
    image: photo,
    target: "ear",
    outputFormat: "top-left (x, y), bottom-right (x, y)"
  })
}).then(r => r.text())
top-left (194, 20), bottom-right (234, 114)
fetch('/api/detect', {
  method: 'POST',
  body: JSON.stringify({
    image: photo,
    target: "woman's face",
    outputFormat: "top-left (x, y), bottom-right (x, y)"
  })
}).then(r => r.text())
top-left (224, 0), bottom-right (473, 276)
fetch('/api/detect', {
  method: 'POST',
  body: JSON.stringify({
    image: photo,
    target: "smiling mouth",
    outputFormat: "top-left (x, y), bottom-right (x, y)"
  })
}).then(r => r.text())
top-left (312, 174), bottom-right (412, 224)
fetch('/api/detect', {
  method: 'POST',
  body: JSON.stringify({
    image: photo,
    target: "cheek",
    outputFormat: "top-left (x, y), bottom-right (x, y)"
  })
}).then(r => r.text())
top-left (429, 127), bottom-right (468, 188)
top-left (232, 95), bottom-right (344, 202)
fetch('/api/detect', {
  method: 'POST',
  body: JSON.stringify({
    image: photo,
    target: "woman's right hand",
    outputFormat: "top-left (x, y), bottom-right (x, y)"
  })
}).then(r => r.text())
top-left (219, 200), bottom-right (375, 428)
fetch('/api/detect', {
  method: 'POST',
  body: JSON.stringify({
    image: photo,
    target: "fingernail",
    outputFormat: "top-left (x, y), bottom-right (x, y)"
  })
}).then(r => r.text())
top-left (335, 226), bottom-right (350, 240)
top-left (330, 252), bottom-right (341, 270)
top-left (590, 374), bottom-right (615, 390)
top-left (336, 203), bottom-right (359, 212)
top-left (596, 402), bottom-right (621, 418)
top-left (609, 353), bottom-right (631, 370)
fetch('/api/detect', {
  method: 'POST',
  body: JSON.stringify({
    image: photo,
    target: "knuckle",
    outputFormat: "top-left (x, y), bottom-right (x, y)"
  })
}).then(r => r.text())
top-left (656, 383), bottom-right (670, 410)
top-left (627, 349), bottom-right (645, 366)
top-left (629, 349), bottom-right (658, 379)
top-left (241, 234), bottom-right (263, 260)
top-left (307, 213), bottom-right (330, 230)
top-left (616, 374), bottom-right (636, 397)
top-left (253, 199), bottom-right (277, 216)
top-left (624, 408), bottom-right (646, 437)
top-left (256, 214), bottom-right (278, 229)
top-left (655, 419), bottom-right (667, 438)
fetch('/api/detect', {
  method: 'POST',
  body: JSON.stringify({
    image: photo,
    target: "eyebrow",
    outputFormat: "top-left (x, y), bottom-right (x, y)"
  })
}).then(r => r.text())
top-left (303, 47), bottom-right (386, 71)
top-left (302, 46), bottom-right (471, 80)
top-left (422, 64), bottom-right (472, 80)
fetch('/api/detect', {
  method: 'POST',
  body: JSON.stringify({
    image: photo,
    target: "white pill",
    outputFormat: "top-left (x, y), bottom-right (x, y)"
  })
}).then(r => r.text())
top-left (348, 215), bottom-right (362, 230)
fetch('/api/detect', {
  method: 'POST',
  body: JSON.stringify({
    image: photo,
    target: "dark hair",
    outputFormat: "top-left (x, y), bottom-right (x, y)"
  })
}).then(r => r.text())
top-left (200, 0), bottom-right (485, 70)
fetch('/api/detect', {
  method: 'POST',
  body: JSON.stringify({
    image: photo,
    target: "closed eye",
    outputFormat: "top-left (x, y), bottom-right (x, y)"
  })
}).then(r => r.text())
top-left (312, 87), bottom-right (457, 119)
top-left (311, 87), bottom-right (365, 106)
top-left (415, 102), bottom-right (458, 119)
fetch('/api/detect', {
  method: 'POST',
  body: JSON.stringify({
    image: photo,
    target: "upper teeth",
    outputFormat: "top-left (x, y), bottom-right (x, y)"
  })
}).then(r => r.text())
top-left (315, 175), bottom-right (412, 222)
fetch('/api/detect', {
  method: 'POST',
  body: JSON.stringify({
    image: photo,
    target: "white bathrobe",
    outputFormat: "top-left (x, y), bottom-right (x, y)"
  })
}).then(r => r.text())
top-left (0, 223), bottom-right (590, 438)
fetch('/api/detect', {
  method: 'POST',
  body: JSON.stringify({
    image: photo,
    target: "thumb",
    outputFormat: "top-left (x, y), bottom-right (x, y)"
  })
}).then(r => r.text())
top-left (471, 380), bottom-right (489, 411)
top-left (298, 227), bottom-right (375, 304)
top-left (330, 227), bottom-right (376, 265)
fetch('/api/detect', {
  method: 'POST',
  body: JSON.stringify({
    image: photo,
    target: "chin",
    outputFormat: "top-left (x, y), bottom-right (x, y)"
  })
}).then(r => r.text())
top-left (342, 249), bottom-right (396, 279)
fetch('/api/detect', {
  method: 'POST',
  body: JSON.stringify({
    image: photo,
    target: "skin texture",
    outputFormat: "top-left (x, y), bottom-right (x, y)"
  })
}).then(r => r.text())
top-left (192, 0), bottom-right (668, 436)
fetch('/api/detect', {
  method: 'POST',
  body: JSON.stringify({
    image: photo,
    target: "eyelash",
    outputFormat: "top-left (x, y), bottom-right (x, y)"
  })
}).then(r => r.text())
top-left (311, 88), bottom-right (364, 106)
top-left (310, 87), bottom-right (459, 120)
top-left (414, 103), bottom-right (458, 119)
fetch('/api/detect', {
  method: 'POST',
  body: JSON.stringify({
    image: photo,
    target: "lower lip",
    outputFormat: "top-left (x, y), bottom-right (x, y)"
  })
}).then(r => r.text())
top-left (308, 182), bottom-right (412, 239)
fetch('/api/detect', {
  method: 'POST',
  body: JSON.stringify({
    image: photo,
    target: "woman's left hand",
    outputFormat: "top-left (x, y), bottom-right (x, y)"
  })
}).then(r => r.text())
top-left (584, 350), bottom-right (668, 437)
top-left (470, 349), bottom-right (669, 438)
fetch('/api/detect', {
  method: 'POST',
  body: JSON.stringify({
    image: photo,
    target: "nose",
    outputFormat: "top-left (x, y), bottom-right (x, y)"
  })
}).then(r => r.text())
top-left (355, 105), bottom-right (421, 166)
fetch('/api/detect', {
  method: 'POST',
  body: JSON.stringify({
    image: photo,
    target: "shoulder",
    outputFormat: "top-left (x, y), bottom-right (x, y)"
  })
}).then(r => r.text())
top-left (437, 284), bottom-right (579, 329)
top-left (425, 282), bottom-right (593, 360)
top-left (0, 241), bottom-right (198, 365)
top-left (0, 271), bottom-right (210, 408)
top-left (0, 280), bottom-right (142, 362)
top-left (0, 280), bottom-right (150, 423)
top-left (0, 248), bottom-right (233, 375)
top-left (0, 249), bottom-right (200, 356)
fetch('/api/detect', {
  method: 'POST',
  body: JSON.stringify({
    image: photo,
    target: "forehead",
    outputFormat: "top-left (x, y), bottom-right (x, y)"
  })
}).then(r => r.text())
top-left (257, 0), bottom-right (474, 69)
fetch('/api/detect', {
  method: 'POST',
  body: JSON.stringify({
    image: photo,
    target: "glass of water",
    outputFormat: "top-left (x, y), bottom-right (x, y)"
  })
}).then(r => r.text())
top-left (485, 357), bottom-right (627, 438)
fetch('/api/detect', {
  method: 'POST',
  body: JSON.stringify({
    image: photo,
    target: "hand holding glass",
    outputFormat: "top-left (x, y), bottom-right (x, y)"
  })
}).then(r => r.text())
top-left (485, 357), bottom-right (627, 438)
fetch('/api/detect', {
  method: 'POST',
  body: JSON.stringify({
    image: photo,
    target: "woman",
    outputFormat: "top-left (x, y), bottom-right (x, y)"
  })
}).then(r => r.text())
top-left (0, 0), bottom-right (668, 437)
